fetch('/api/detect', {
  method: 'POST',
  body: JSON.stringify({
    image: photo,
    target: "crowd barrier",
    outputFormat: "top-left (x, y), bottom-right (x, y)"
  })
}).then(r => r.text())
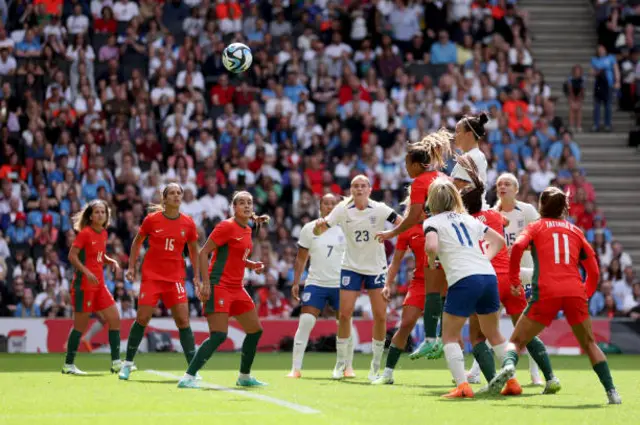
top-left (0, 317), bottom-right (638, 354)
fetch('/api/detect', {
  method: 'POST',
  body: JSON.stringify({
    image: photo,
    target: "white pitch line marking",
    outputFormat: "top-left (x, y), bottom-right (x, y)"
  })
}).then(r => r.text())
top-left (145, 370), bottom-right (320, 414)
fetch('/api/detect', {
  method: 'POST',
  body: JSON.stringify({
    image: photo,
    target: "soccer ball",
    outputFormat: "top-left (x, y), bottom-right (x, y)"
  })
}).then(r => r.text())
top-left (222, 43), bottom-right (253, 73)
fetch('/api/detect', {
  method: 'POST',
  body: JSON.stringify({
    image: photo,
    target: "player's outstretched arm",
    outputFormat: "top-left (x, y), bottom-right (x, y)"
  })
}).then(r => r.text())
top-left (377, 204), bottom-right (418, 242)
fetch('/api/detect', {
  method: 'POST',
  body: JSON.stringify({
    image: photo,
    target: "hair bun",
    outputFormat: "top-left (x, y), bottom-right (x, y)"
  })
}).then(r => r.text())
top-left (478, 112), bottom-right (489, 125)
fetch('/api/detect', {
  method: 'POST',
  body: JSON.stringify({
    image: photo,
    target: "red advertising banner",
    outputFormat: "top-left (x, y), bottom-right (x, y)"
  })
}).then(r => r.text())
top-left (0, 317), bottom-right (612, 354)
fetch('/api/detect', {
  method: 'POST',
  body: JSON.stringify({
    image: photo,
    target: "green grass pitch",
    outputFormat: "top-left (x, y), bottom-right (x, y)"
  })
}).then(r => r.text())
top-left (0, 353), bottom-right (638, 425)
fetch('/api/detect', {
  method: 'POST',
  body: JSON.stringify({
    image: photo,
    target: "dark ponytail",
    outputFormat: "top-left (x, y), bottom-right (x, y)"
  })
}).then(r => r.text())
top-left (462, 112), bottom-right (489, 140)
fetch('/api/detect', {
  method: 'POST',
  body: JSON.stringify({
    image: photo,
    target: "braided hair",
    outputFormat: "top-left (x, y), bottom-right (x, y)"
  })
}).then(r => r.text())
top-left (406, 128), bottom-right (452, 171)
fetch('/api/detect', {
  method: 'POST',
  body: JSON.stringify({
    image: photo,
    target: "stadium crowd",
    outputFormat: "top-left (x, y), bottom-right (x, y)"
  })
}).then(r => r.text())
top-left (0, 0), bottom-right (638, 322)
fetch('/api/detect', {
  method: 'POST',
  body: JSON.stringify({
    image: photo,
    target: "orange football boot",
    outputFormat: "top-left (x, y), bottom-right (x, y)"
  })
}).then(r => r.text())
top-left (443, 382), bottom-right (475, 399)
top-left (501, 378), bottom-right (523, 396)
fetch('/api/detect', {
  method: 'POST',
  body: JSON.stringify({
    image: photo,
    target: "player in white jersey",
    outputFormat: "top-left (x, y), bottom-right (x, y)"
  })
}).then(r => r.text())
top-left (494, 172), bottom-right (545, 386)
top-left (314, 175), bottom-right (402, 381)
top-left (288, 194), bottom-right (354, 378)
top-left (451, 113), bottom-right (490, 209)
top-left (423, 177), bottom-right (508, 398)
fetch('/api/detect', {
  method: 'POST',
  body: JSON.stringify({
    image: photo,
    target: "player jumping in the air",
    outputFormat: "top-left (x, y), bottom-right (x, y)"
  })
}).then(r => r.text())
top-left (63, 200), bottom-right (122, 375)
top-left (375, 129), bottom-right (451, 361)
top-left (315, 175), bottom-right (402, 381)
top-left (457, 156), bottom-right (556, 395)
top-left (178, 191), bottom-right (269, 388)
top-left (423, 178), bottom-right (509, 398)
top-left (489, 187), bottom-right (622, 405)
top-left (119, 183), bottom-right (201, 380)
top-left (372, 196), bottom-right (429, 385)
top-left (288, 193), bottom-right (355, 378)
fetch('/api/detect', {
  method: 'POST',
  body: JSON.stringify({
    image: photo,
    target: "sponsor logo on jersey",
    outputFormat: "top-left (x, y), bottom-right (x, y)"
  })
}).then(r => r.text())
top-left (341, 276), bottom-right (351, 287)
top-left (302, 292), bottom-right (311, 302)
top-left (369, 216), bottom-right (377, 225)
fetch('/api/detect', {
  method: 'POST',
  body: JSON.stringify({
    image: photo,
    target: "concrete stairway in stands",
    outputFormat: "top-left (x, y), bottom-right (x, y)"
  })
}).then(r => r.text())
top-left (522, 0), bottom-right (640, 270)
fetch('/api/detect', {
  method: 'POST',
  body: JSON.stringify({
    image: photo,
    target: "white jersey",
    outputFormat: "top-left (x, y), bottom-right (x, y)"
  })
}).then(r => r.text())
top-left (499, 200), bottom-right (539, 269)
top-left (297, 220), bottom-right (346, 288)
top-left (325, 199), bottom-right (397, 276)
top-left (451, 147), bottom-right (489, 209)
top-left (423, 212), bottom-right (496, 286)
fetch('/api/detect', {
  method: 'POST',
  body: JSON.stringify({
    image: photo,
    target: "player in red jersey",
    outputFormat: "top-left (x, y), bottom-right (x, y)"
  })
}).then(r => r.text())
top-left (119, 183), bottom-right (200, 380)
top-left (375, 129), bottom-right (451, 360)
top-left (489, 187), bottom-right (622, 404)
top-left (63, 200), bottom-right (121, 375)
top-left (372, 200), bottom-right (429, 385)
top-left (178, 191), bottom-right (269, 389)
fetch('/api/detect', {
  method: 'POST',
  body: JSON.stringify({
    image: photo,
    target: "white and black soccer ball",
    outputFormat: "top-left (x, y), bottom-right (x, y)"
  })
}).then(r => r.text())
top-left (222, 43), bottom-right (253, 74)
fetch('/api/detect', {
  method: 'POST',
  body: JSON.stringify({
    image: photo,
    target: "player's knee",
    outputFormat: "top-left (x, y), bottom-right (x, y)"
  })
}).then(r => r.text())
top-left (338, 309), bottom-right (353, 323)
top-left (107, 314), bottom-right (120, 329)
top-left (174, 315), bottom-right (190, 329)
top-left (136, 314), bottom-right (151, 327)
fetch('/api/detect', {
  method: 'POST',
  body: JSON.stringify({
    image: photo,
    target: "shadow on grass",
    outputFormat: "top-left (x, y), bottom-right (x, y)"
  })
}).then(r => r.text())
top-left (493, 403), bottom-right (604, 410)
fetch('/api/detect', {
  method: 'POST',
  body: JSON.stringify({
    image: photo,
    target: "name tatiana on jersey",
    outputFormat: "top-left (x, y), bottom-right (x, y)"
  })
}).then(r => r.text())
top-left (545, 220), bottom-right (574, 230)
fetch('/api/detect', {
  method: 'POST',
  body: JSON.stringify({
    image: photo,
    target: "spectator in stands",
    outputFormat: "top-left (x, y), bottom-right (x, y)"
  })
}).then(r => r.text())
top-left (14, 288), bottom-right (40, 318)
top-left (0, 0), bottom-right (629, 319)
top-left (591, 44), bottom-right (620, 132)
top-left (565, 64), bottom-right (585, 132)
top-left (590, 280), bottom-right (622, 317)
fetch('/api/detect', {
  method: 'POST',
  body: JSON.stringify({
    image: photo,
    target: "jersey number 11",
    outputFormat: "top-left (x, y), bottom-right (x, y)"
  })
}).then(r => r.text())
top-left (552, 233), bottom-right (570, 265)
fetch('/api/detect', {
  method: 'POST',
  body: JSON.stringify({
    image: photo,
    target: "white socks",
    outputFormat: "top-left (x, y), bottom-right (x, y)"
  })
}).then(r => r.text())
top-left (292, 313), bottom-right (316, 370)
top-left (444, 342), bottom-right (466, 386)
top-left (371, 339), bottom-right (385, 368)
top-left (492, 341), bottom-right (509, 365)
top-left (469, 359), bottom-right (482, 376)
top-left (345, 334), bottom-right (354, 368)
top-left (336, 337), bottom-right (349, 364)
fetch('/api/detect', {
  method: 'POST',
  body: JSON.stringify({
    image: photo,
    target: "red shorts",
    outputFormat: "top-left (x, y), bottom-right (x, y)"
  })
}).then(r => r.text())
top-left (204, 285), bottom-right (255, 317)
top-left (71, 284), bottom-right (115, 313)
top-left (497, 273), bottom-right (527, 316)
top-left (524, 296), bottom-right (589, 327)
top-left (403, 279), bottom-right (426, 310)
top-left (139, 280), bottom-right (188, 310)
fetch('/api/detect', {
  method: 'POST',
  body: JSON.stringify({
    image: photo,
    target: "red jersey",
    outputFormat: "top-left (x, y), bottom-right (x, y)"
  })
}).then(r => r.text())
top-left (410, 171), bottom-right (442, 207)
top-left (72, 226), bottom-right (108, 290)
top-left (208, 218), bottom-right (253, 287)
top-left (140, 212), bottom-right (198, 283)
top-left (473, 209), bottom-right (509, 275)
top-left (510, 218), bottom-right (599, 301)
top-left (396, 223), bottom-right (426, 283)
